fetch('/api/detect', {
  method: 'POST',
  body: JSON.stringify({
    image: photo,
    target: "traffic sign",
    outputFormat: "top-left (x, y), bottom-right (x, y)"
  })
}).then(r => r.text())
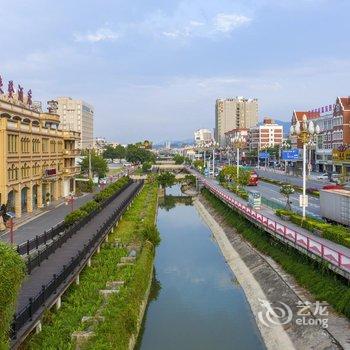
top-left (259, 151), bottom-right (270, 159)
top-left (281, 149), bottom-right (299, 160)
top-left (299, 195), bottom-right (308, 207)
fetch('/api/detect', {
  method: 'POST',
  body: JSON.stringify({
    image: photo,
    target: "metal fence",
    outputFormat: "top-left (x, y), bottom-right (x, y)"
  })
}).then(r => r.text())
top-left (11, 180), bottom-right (143, 340)
top-left (17, 180), bottom-right (133, 273)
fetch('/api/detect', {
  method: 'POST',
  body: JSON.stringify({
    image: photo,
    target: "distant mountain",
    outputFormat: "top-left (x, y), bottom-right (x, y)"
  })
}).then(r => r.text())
top-left (154, 139), bottom-right (194, 148)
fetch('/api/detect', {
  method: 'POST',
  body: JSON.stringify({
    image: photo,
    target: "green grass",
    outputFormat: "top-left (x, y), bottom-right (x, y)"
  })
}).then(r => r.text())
top-left (28, 180), bottom-right (159, 350)
top-left (202, 188), bottom-right (350, 319)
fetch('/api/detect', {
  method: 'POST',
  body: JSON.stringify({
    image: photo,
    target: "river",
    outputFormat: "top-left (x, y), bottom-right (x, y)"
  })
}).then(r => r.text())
top-left (136, 185), bottom-right (265, 350)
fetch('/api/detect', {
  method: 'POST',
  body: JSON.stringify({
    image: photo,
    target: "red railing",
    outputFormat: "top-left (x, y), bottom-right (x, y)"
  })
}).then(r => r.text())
top-left (200, 177), bottom-right (350, 275)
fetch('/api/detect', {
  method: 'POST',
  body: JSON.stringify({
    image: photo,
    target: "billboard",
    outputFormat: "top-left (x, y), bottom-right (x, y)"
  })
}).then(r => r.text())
top-left (259, 151), bottom-right (270, 159)
top-left (281, 149), bottom-right (299, 160)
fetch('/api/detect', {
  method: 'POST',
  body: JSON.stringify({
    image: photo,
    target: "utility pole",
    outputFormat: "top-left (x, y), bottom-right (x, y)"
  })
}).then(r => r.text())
top-left (88, 146), bottom-right (92, 180)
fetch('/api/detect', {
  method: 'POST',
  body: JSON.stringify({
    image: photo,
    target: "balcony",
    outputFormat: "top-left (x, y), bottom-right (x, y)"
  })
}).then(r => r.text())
top-left (63, 149), bottom-right (81, 157)
top-left (63, 130), bottom-right (80, 141)
top-left (63, 166), bottom-right (81, 176)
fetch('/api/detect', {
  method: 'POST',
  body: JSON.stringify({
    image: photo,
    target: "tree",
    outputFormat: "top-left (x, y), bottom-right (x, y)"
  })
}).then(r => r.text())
top-left (173, 154), bottom-right (185, 164)
top-left (157, 172), bottom-right (176, 188)
top-left (193, 160), bottom-right (204, 172)
top-left (142, 161), bottom-right (152, 172)
top-left (80, 153), bottom-right (108, 178)
top-left (103, 145), bottom-right (118, 161)
top-left (114, 144), bottom-right (126, 160)
top-left (126, 144), bottom-right (155, 164)
top-left (280, 184), bottom-right (295, 210)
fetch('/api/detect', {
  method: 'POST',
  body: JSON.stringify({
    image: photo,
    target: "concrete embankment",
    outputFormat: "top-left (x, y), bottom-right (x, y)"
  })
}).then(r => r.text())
top-left (194, 196), bottom-right (347, 350)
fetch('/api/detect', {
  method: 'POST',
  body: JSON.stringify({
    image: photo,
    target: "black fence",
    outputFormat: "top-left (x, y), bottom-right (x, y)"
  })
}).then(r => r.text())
top-left (11, 180), bottom-right (143, 340)
top-left (17, 181), bottom-right (133, 273)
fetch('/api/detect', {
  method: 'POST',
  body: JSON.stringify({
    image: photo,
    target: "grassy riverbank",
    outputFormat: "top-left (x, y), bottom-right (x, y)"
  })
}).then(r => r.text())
top-left (28, 179), bottom-right (159, 350)
top-left (202, 189), bottom-right (350, 319)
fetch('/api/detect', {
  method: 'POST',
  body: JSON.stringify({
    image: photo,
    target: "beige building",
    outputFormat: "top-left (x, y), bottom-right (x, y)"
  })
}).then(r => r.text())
top-left (215, 97), bottom-right (258, 146)
top-left (250, 118), bottom-right (283, 150)
top-left (56, 97), bottom-right (94, 149)
top-left (0, 93), bottom-right (80, 218)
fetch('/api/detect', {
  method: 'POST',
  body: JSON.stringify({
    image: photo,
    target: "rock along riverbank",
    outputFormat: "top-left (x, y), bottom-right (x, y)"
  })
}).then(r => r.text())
top-left (194, 195), bottom-right (349, 350)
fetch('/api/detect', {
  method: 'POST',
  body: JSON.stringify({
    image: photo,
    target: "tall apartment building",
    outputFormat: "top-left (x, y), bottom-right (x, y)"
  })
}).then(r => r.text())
top-left (0, 88), bottom-right (80, 218)
top-left (249, 118), bottom-right (283, 150)
top-left (56, 97), bottom-right (94, 149)
top-left (215, 97), bottom-right (258, 146)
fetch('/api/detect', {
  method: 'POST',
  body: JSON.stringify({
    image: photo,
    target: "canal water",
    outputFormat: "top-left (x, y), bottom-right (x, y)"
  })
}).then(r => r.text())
top-left (137, 185), bottom-right (265, 350)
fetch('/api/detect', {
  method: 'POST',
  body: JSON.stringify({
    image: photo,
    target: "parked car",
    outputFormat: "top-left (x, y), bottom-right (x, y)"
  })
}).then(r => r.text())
top-left (317, 172), bottom-right (329, 180)
top-left (322, 184), bottom-right (343, 190)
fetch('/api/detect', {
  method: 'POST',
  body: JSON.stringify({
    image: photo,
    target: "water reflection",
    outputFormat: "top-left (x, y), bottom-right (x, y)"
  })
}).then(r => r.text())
top-left (137, 185), bottom-right (265, 350)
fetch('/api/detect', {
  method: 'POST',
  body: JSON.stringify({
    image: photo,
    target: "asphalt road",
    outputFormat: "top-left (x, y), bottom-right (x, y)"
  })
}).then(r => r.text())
top-left (0, 193), bottom-right (94, 245)
top-left (255, 168), bottom-right (328, 190)
top-left (249, 181), bottom-right (321, 218)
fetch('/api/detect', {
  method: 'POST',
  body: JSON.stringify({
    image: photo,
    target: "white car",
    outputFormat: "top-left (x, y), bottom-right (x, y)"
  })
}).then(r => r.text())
top-left (317, 173), bottom-right (329, 180)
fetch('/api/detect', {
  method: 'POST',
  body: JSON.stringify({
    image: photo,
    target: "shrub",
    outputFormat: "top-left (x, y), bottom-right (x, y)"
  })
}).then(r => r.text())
top-left (0, 243), bottom-right (26, 348)
top-left (64, 209), bottom-right (86, 226)
top-left (323, 226), bottom-right (350, 248)
top-left (275, 209), bottom-right (350, 248)
top-left (76, 179), bottom-right (94, 193)
top-left (142, 225), bottom-right (161, 246)
top-left (79, 201), bottom-right (100, 215)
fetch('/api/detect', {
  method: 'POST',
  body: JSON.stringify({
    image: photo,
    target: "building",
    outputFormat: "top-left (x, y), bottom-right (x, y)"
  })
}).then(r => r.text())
top-left (194, 128), bottom-right (213, 145)
top-left (56, 97), bottom-right (94, 149)
top-left (310, 104), bottom-right (334, 172)
top-left (215, 97), bottom-right (258, 146)
top-left (224, 128), bottom-right (249, 148)
top-left (249, 118), bottom-right (284, 150)
top-left (290, 111), bottom-right (320, 149)
top-left (0, 85), bottom-right (80, 218)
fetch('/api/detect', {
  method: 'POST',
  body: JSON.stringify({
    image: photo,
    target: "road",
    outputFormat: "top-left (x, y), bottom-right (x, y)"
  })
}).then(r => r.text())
top-left (249, 181), bottom-right (321, 217)
top-left (255, 168), bottom-right (328, 190)
top-left (0, 193), bottom-right (94, 245)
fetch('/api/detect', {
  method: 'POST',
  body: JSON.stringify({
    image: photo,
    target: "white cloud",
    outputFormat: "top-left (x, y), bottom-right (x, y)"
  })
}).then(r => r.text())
top-left (74, 27), bottom-right (120, 43)
top-left (213, 13), bottom-right (251, 33)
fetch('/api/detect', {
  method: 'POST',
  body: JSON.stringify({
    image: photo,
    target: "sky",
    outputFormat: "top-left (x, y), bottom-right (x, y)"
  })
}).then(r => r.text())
top-left (1, 0), bottom-right (350, 143)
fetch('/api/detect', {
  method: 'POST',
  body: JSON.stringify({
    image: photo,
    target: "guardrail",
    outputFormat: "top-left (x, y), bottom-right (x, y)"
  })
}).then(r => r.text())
top-left (11, 180), bottom-right (143, 341)
top-left (186, 166), bottom-right (350, 278)
top-left (18, 180), bottom-right (133, 273)
top-left (202, 178), bottom-right (350, 277)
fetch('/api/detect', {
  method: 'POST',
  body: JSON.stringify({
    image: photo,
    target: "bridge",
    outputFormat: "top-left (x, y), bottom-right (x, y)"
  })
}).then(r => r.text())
top-left (11, 180), bottom-right (143, 348)
top-left (187, 167), bottom-right (350, 281)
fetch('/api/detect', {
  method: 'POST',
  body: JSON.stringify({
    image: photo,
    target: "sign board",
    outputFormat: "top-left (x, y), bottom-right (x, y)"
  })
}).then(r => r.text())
top-left (259, 152), bottom-right (270, 159)
top-left (281, 149), bottom-right (299, 160)
top-left (44, 168), bottom-right (56, 177)
top-left (299, 194), bottom-right (308, 207)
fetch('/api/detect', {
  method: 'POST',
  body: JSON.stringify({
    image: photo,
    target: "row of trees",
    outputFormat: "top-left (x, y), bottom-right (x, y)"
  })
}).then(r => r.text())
top-left (103, 144), bottom-right (155, 164)
top-left (218, 165), bottom-right (251, 187)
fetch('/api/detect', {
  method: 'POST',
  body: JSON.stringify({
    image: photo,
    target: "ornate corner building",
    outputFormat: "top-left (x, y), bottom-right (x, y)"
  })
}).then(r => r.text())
top-left (0, 89), bottom-right (81, 218)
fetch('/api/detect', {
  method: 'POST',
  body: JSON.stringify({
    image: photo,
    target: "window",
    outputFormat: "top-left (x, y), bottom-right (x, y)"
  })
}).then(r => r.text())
top-left (50, 140), bottom-right (56, 153)
top-left (7, 164), bottom-right (18, 181)
top-left (32, 139), bottom-right (40, 153)
top-left (8, 134), bottom-right (18, 153)
top-left (21, 137), bottom-right (30, 153)
top-left (42, 138), bottom-right (49, 153)
top-left (21, 163), bottom-right (30, 179)
top-left (32, 163), bottom-right (40, 176)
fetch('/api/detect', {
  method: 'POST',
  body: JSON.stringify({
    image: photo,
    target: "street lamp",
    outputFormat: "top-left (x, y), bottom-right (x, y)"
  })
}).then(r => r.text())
top-left (290, 114), bottom-right (320, 219)
top-left (231, 134), bottom-right (245, 186)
